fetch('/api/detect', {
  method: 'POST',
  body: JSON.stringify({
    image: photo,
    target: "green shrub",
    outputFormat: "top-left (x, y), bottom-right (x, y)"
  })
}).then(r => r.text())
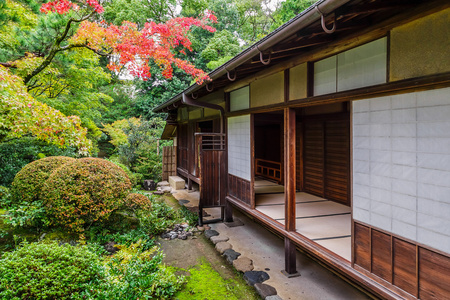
top-left (0, 242), bottom-right (104, 299)
top-left (97, 241), bottom-right (184, 299)
top-left (10, 156), bottom-right (76, 204)
top-left (41, 158), bottom-right (132, 232)
top-left (106, 158), bottom-right (143, 187)
top-left (0, 137), bottom-right (77, 187)
top-left (124, 193), bottom-right (152, 211)
top-left (0, 186), bottom-right (10, 208)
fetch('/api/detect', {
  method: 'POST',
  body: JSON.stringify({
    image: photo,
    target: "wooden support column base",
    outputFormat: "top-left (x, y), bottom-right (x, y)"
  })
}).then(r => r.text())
top-left (188, 178), bottom-right (193, 191)
top-left (282, 237), bottom-right (300, 278)
top-left (224, 200), bottom-right (234, 223)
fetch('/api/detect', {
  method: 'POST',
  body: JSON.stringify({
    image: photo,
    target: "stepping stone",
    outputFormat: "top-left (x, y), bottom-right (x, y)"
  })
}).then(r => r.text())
top-left (233, 256), bottom-right (253, 272)
top-left (204, 229), bottom-right (219, 239)
top-left (254, 283), bottom-right (277, 298)
top-left (244, 271), bottom-right (270, 286)
top-left (157, 181), bottom-right (169, 187)
top-left (266, 296), bottom-right (283, 300)
top-left (210, 235), bottom-right (229, 244)
top-left (178, 199), bottom-right (190, 205)
top-left (215, 242), bottom-right (232, 254)
top-left (153, 190), bottom-right (164, 195)
top-left (223, 249), bottom-right (241, 264)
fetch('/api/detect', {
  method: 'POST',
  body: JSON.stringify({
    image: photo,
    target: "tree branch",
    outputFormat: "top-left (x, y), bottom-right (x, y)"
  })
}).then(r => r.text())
top-left (23, 10), bottom-right (96, 85)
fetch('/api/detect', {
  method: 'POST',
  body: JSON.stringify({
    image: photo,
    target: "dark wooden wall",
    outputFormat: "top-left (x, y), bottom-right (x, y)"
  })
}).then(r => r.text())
top-left (301, 115), bottom-right (350, 206)
top-left (354, 221), bottom-right (450, 299)
top-left (228, 174), bottom-right (251, 206)
top-left (200, 150), bottom-right (226, 207)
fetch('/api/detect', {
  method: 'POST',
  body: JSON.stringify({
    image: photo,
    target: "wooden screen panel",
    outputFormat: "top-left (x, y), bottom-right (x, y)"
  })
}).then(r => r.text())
top-left (200, 150), bottom-right (226, 207)
top-left (325, 120), bottom-right (350, 205)
top-left (303, 121), bottom-right (324, 197)
top-left (354, 222), bottom-right (371, 271)
top-left (393, 238), bottom-right (417, 296)
top-left (371, 230), bottom-right (392, 282)
top-left (419, 248), bottom-right (450, 299)
top-left (177, 124), bottom-right (188, 171)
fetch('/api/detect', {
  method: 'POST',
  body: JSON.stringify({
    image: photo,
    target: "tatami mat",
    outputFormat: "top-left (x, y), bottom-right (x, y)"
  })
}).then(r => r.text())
top-left (255, 191), bottom-right (351, 261)
top-left (256, 201), bottom-right (350, 220)
top-left (316, 237), bottom-right (352, 262)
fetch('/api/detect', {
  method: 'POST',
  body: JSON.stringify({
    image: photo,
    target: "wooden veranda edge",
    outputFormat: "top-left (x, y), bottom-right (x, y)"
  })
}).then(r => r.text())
top-left (226, 196), bottom-right (405, 300)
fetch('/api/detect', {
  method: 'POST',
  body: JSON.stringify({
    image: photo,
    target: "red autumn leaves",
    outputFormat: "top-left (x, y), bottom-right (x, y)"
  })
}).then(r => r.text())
top-left (40, 0), bottom-right (217, 84)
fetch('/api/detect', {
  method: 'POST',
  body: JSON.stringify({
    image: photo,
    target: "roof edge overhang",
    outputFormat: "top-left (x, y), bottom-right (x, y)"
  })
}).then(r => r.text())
top-left (153, 0), bottom-right (351, 113)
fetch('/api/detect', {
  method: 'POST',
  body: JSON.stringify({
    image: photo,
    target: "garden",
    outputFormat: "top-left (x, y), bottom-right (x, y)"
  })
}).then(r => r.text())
top-left (0, 156), bottom-right (259, 299)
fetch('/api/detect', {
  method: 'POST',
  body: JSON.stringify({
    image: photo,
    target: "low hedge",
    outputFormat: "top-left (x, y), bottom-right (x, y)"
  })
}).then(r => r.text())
top-left (41, 158), bottom-right (132, 232)
top-left (10, 156), bottom-right (76, 204)
top-left (0, 242), bottom-right (103, 299)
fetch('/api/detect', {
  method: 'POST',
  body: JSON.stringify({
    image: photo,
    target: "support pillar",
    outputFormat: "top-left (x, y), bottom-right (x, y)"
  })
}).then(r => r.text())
top-left (282, 107), bottom-right (300, 277)
top-left (224, 200), bottom-right (233, 222)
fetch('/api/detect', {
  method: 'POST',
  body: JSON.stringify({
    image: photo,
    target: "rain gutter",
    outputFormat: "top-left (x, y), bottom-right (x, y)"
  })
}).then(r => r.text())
top-left (153, 0), bottom-right (350, 113)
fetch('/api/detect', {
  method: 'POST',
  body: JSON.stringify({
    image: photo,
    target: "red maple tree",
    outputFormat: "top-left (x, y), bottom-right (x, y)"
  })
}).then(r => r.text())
top-left (36, 0), bottom-right (217, 84)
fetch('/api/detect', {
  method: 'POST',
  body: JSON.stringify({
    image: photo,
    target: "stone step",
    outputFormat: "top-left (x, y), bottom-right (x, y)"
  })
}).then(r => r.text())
top-left (169, 176), bottom-right (185, 190)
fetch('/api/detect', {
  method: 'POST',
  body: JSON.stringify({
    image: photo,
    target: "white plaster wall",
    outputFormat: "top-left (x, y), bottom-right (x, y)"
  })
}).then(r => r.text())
top-left (353, 87), bottom-right (450, 254)
top-left (228, 115), bottom-right (251, 181)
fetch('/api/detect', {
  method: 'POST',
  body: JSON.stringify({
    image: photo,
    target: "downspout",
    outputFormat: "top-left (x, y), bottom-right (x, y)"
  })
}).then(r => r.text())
top-left (181, 93), bottom-right (225, 134)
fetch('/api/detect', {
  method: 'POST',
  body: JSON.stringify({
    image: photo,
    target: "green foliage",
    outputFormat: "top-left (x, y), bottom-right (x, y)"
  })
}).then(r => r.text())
top-left (0, 137), bottom-right (77, 187)
top-left (0, 186), bottom-right (10, 208)
top-left (103, 0), bottom-right (176, 25)
top-left (270, 0), bottom-right (316, 30)
top-left (201, 30), bottom-right (241, 70)
top-left (105, 157), bottom-right (143, 187)
top-left (41, 158), bottom-right (132, 232)
top-left (102, 117), bottom-right (169, 181)
top-left (97, 241), bottom-right (184, 299)
top-left (0, 241), bottom-right (104, 299)
top-left (124, 193), bottom-right (152, 211)
top-left (10, 156), bottom-right (76, 204)
top-left (98, 82), bottom-right (138, 125)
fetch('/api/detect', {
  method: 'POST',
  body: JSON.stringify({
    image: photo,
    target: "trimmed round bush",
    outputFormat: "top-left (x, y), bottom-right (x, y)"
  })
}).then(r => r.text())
top-left (0, 242), bottom-right (103, 299)
top-left (124, 193), bottom-right (152, 210)
top-left (41, 158), bottom-right (132, 232)
top-left (10, 156), bottom-right (76, 204)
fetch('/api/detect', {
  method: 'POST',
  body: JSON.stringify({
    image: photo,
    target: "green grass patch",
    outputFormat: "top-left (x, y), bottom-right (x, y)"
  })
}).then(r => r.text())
top-left (176, 259), bottom-right (258, 300)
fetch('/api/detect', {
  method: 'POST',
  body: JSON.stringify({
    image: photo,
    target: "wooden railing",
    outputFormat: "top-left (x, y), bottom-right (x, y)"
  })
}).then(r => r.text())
top-left (255, 158), bottom-right (282, 183)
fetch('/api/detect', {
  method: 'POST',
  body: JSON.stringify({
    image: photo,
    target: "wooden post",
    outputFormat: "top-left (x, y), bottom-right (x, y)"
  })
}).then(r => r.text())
top-left (284, 107), bottom-right (296, 232)
top-left (283, 107), bottom-right (299, 277)
top-left (282, 237), bottom-right (300, 277)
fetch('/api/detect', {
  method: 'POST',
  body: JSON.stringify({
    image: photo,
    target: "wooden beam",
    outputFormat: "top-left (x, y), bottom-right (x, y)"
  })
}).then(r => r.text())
top-left (284, 107), bottom-right (296, 232)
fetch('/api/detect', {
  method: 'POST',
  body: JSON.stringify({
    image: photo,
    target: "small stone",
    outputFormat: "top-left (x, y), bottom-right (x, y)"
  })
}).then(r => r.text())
top-left (178, 199), bottom-right (190, 205)
top-left (254, 283), bottom-right (277, 298)
top-left (223, 249), bottom-right (241, 264)
top-left (243, 271), bottom-right (270, 286)
top-left (215, 242), bottom-right (232, 254)
top-left (204, 225), bottom-right (211, 230)
top-left (157, 181), bottom-right (169, 187)
top-left (104, 241), bottom-right (119, 255)
top-left (210, 235), bottom-right (229, 244)
top-left (265, 296), bottom-right (283, 300)
top-left (197, 226), bottom-right (205, 231)
top-left (153, 190), bottom-right (164, 195)
top-left (233, 256), bottom-right (253, 272)
top-left (204, 229), bottom-right (219, 239)
top-left (161, 186), bottom-right (172, 193)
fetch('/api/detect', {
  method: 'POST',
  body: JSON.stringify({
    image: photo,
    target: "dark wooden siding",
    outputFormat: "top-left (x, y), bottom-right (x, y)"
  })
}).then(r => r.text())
top-left (303, 121), bottom-right (325, 196)
top-left (302, 117), bottom-right (350, 205)
top-left (228, 174), bottom-right (251, 206)
top-left (200, 150), bottom-right (226, 207)
top-left (324, 120), bottom-right (350, 205)
top-left (354, 221), bottom-right (450, 299)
